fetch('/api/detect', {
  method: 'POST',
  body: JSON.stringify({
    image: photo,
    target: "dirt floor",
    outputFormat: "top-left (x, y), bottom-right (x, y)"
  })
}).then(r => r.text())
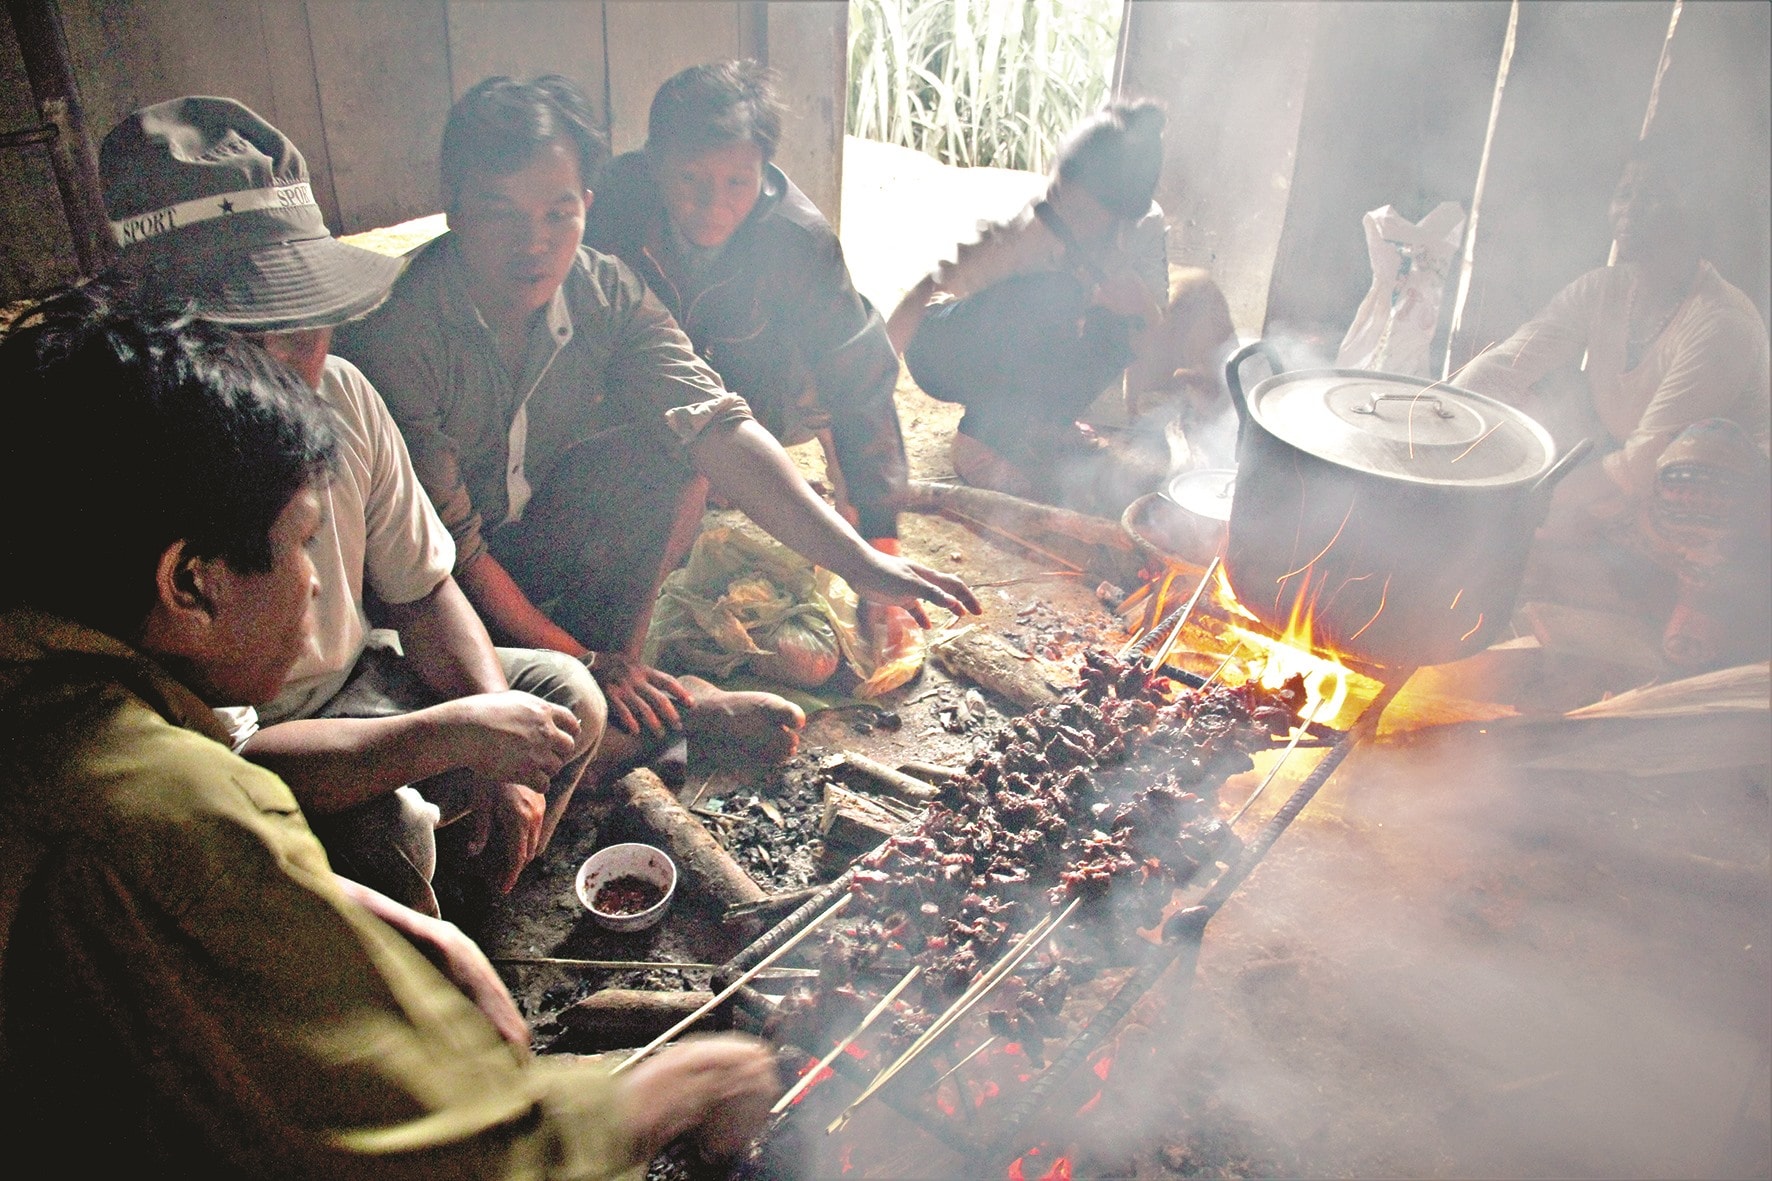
top-left (435, 140), bottom-right (1772, 1181)
top-left (8, 140), bottom-right (1756, 1181)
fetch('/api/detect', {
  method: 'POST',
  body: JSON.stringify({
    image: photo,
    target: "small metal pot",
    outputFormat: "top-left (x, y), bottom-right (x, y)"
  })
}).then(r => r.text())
top-left (1222, 342), bottom-right (1588, 668)
top-left (1162, 466), bottom-right (1237, 554)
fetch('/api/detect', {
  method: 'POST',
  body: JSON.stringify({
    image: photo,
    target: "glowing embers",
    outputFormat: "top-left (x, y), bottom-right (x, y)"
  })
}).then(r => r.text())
top-left (1008, 1144), bottom-right (1073, 1181)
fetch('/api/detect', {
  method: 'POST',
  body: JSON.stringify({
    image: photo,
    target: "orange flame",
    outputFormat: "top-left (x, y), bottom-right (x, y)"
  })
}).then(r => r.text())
top-left (1130, 564), bottom-right (1362, 727)
top-left (1221, 568), bottom-right (1352, 728)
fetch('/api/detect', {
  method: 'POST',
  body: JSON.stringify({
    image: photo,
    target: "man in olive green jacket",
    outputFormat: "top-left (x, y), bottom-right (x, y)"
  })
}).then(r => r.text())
top-left (0, 295), bottom-right (773, 1176)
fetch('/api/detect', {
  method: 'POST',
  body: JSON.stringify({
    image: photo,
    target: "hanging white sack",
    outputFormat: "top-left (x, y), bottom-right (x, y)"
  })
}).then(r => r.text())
top-left (1335, 201), bottom-right (1467, 376)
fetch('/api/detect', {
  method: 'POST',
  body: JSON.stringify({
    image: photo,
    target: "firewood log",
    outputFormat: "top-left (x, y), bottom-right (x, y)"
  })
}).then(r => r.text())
top-left (558, 988), bottom-right (716, 1051)
top-left (608, 768), bottom-right (767, 919)
top-left (931, 629), bottom-right (1068, 710)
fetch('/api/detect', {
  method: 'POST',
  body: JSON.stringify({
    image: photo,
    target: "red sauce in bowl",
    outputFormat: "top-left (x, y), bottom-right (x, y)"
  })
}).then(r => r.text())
top-left (593, 874), bottom-right (667, 915)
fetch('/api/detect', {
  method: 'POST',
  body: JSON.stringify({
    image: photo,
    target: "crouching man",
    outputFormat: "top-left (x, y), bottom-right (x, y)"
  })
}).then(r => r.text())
top-left (338, 76), bottom-right (979, 771)
top-left (99, 96), bottom-right (610, 916)
top-left (0, 295), bottom-right (776, 1176)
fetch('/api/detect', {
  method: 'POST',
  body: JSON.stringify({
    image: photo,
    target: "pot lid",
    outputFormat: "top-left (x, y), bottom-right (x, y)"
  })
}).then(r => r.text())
top-left (1246, 370), bottom-right (1554, 486)
top-left (1163, 467), bottom-right (1237, 520)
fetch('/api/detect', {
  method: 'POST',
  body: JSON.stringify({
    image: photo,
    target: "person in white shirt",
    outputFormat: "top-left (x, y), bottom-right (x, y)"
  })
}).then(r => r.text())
top-left (99, 96), bottom-right (608, 916)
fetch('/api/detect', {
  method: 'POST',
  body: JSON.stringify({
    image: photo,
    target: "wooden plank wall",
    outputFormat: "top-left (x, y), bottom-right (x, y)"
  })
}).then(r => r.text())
top-left (0, 5), bottom-right (81, 295)
top-left (1118, 0), bottom-right (1319, 337)
top-left (0, 0), bottom-right (846, 301)
top-left (603, 1), bottom-right (760, 158)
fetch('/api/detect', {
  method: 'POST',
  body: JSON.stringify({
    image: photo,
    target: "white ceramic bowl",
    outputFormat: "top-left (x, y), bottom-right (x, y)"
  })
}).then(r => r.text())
top-left (576, 842), bottom-right (677, 933)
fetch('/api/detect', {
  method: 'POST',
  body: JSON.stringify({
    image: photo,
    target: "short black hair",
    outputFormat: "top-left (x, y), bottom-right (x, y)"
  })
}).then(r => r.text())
top-left (1617, 129), bottom-right (1712, 251)
top-left (646, 60), bottom-right (784, 161)
top-left (1054, 99), bottom-right (1167, 220)
top-left (441, 75), bottom-right (608, 210)
top-left (0, 288), bottom-right (337, 638)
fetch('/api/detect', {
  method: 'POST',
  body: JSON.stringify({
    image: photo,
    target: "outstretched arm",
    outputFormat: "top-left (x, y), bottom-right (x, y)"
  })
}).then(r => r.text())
top-left (688, 417), bottom-right (980, 626)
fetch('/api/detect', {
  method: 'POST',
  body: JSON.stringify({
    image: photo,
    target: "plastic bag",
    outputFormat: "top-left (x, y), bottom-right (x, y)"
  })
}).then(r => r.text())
top-left (1336, 202), bottom-right (1466, 376)
top-left (644, 527), bottom-right (926, 696)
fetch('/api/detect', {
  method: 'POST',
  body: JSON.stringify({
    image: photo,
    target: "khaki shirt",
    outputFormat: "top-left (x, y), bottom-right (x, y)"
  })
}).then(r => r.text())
top-left (0, 608), bottom-right (640, 1179)
top-left (336, 236), bottom-right (750, 572)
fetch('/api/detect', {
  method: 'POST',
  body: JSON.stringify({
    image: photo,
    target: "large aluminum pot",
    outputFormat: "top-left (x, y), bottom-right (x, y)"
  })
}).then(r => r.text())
top-left (1223, 342), bottom-right (1589, 668)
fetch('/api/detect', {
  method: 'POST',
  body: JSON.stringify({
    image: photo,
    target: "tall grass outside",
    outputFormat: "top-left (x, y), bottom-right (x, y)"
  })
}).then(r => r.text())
top-left (847, 0), bottom-right (1122, 173)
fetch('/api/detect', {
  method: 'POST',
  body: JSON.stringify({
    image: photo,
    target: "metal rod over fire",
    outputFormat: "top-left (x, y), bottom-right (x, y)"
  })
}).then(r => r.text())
top-left (989, 669), bottom-right (1416, 1166)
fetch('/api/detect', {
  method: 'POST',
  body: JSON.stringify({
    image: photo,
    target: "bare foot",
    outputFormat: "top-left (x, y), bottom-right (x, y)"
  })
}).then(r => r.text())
top-left (677, 675), bottom-right (806, 764)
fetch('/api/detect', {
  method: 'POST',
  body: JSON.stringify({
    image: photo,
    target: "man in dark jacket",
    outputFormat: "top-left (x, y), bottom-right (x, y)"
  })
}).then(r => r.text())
top-left (584, 59), bottom-right (909, 550)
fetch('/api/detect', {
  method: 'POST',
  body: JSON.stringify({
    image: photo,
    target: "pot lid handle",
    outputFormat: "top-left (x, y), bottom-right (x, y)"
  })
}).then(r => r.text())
top-left (1225, 340), bottom-right (1285, 425)
top-left (1350, 391), bottom-right (1457, 419)
top-left (1530, 437), bottom-right (1596, 498)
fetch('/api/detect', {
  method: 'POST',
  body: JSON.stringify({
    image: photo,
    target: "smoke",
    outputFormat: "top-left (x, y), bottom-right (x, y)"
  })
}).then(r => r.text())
top-left (1053, 733), bottom-right (1771, 1179)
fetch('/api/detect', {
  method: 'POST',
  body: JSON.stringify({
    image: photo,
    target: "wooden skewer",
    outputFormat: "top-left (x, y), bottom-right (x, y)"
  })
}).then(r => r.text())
top-left (944, 508), bottom-right (1085, 574)
top-left (1118, 568), bottom-right (1177, 657)
top-left (827, 897), bottom-right (1080, 1134)
top-left (1229, 696), bottom-right (1331, 828)
top-left (684, 771), bottom-right (718, 812)
top-left (491, 956), bottom-right (816, 976)
top-left (1228, 724), bottom-right (1311, 827)
top-left (770, 965), bottom-right (923, 1114)
top-left (613, 894), bottom-right (852, 1075)
top-left (970, 571), bottom-right (1086, 589)
top-left (1145, 556), bottom-right (1221, 671)
top-left (1113, 578), bottom-right (1155, 617)
top-left (933, 1035), bottom-right (998, 1087)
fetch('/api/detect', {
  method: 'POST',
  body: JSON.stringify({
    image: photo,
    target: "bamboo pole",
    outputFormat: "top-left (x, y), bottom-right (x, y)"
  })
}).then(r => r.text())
top-left (1442, 0), bottom-right (1519, 380)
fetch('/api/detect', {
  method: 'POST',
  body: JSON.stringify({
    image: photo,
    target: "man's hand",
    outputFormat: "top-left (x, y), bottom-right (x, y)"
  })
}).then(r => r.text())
top-left (843, 551), bottom-right (982, 628)
top-left (443, 690), bottom-right (579, 789)
top-left (587, 651), bottom-right (695, 737)
top-left (463, 781), bottom-right (548, 894)
top-left (619, 1035), bottom-right (779, 1161)
top-left (332, 874), bottom-right (531, 1049)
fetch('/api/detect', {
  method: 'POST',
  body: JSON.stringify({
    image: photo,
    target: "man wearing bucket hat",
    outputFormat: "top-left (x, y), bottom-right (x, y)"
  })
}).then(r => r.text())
top-left (99, 96), bottom-right (608, 917)
top-left (0, 289), bottom-right (777, 1178)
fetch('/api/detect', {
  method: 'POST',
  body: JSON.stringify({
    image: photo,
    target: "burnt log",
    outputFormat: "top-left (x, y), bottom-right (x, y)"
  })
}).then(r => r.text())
top-left (827, 752), bottom-right (940, 803)
top-left (608, 768), bottom-right (768, 920)
top-left (557, 988), bottom-right (716, 1051)
top-left (892, 480), bottom-right (1135, 552)
top-left (896, 759), bottom-right (965, 783)
top-left (931, 630), bottom-right (1068, 710)
top-left (822, 805), bottom-right (900, 856)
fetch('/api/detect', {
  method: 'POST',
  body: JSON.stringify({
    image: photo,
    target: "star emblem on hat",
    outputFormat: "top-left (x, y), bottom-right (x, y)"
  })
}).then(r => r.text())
top-left (219, 198), bottom-right (235, 214)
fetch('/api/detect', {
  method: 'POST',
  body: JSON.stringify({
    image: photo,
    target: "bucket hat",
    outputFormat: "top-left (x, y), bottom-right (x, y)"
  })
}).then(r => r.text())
top-left (100, 96), bottom-right (404, 332)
